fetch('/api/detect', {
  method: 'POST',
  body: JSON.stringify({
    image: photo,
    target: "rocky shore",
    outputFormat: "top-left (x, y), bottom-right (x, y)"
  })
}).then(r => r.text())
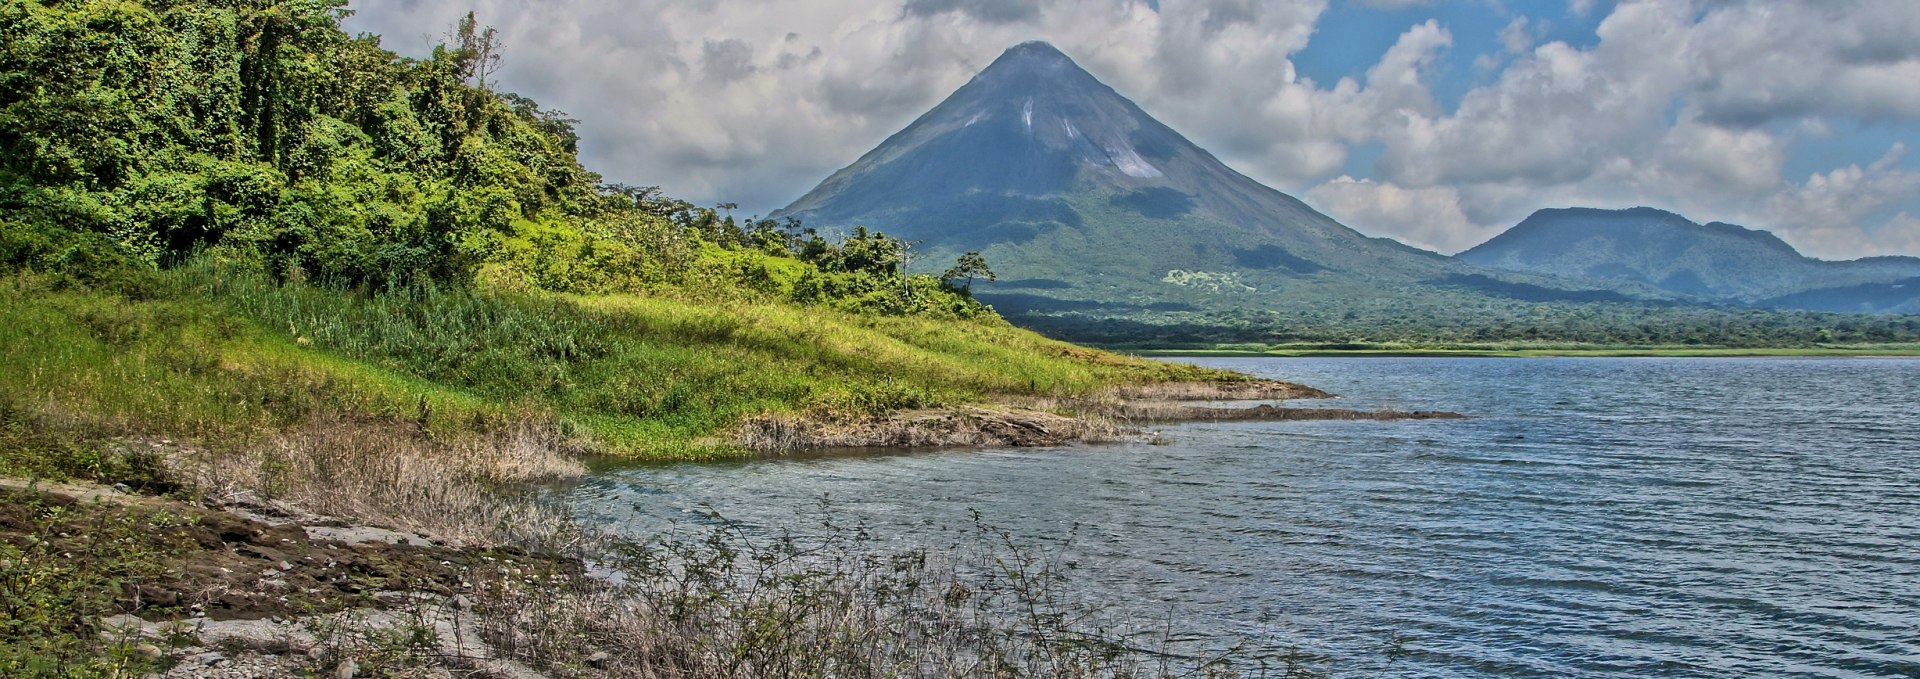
top-left (732, 379), bottom-right (1464, 451)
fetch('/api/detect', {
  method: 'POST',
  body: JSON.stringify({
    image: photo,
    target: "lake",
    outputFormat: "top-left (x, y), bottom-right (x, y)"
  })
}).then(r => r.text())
top-left (572, 357), bottom-right (1920, 677)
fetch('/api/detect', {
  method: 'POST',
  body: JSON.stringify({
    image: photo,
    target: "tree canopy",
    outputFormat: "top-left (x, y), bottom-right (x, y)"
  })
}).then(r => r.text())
top-left (0, 0), bottom-right (994, 319)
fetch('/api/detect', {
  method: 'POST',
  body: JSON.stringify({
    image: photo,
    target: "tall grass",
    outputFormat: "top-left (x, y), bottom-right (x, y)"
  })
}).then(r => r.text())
top-left (474, 507), bottom-right (1273, 678)
top-left (1, 263), bottom-right (1226, 461)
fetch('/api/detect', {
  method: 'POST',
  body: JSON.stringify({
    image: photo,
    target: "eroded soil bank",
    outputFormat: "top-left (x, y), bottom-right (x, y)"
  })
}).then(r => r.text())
top-left (0, 479), bottom-right (568, 677)
top-left (733, 379), bottom-right (1464, 451)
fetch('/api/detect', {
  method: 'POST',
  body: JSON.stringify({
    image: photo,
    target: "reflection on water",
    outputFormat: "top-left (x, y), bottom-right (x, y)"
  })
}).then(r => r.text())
top-left (574, 357), bottom-right (1920, 677)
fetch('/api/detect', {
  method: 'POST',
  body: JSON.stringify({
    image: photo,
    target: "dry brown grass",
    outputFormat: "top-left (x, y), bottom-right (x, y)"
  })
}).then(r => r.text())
top-left (1098, 379), bottom-right (1333, 402)
top-left (733, 406), bottom-right (1137, 451)
top-left (468, 512), bottom-right (1257, 678)
top-left (169, 418), bottom-right (587, 546)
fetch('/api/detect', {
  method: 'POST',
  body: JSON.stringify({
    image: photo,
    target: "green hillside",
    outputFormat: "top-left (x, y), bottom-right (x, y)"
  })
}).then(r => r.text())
top-left (0, 0), bottom-right (1220, 462)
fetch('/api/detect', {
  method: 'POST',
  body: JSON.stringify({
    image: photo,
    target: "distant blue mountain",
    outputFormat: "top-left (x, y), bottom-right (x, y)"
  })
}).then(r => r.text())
top-left (1459, 207), bottom-right (1920, 310)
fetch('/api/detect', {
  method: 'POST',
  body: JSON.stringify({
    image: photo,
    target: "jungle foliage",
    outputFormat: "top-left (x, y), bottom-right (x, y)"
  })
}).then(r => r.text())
top-left (0, 0), bottom-right (989, 318)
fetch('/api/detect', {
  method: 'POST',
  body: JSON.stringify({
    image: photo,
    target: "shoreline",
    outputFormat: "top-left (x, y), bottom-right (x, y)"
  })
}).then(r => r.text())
top-left (1123, 346), bottom-right (1920, 358)
top-left (729, 379), bottom-right (1462, 452)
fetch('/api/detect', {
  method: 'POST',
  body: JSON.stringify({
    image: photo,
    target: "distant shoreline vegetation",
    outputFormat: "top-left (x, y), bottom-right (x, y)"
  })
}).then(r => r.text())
top-left (986, 296), bottom-right (1920, 348)
top-left (1123, 343), bottom-right (1920, 358)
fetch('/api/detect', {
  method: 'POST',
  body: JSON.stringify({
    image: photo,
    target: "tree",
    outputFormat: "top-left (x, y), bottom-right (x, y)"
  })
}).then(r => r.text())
top-left (941, 251), bottom-right (995, 292)
top-left (453, 11), bottom-right (502, 90)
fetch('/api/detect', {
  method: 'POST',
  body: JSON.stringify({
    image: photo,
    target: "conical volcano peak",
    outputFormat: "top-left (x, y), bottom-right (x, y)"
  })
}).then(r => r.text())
top-left (973, 40), bottom-right (1098, 90)
top-left (776, 34), bottom-right (1435, 293)
top-left (999, 40), bottom-right (1071, 63)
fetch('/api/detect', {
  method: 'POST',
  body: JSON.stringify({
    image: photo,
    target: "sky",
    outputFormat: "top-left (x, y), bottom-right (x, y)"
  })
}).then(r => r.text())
top-left (343, 0), bottom-right (1920, 258)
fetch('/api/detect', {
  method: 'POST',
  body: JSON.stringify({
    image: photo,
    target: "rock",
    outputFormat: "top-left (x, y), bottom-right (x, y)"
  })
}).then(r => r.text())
top-left (190, 650), bottom-right (227, 667)
top-left (157, 618), bottom-right (206, 636)
top-left (99, 613), bottom-right (147, 636)
top-left (586, 651), bottom-right (611, 668)
top-left (451, 594), bottom-right (474, 610)
top-left (278, 560), bottom-right (294, 571)
top-left (195, 617), bottom-right (315, 654)
top-left (373, 590), bottom-right (411, 606)
top-left (133, 643), bottom-right (163, 660)
top-left (334, 658), bottom-right (359, 679)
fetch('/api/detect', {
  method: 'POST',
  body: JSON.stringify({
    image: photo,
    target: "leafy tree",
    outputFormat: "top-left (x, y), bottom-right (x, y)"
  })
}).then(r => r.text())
top-left (941, 251), bottom-right (995, 292)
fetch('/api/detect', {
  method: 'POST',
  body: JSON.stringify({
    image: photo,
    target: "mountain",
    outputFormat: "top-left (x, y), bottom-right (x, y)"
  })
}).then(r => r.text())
top-left (771, 42), bottom-right (1918, 344)
top-left (775, 42), bottom-right (1597, 328)
top-left (1458, 207), bottom-right (1920, 306)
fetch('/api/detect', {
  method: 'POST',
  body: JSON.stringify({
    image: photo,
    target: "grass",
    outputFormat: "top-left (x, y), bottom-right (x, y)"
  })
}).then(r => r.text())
top-left (1128, 341), bottom-right (1920, 358)
top-left (0, 265), bottom-right (1357, 676)
top-left (0, 262), bottom-right (1226, 463)
top-left (473, 505), bottom-right (1291, 678)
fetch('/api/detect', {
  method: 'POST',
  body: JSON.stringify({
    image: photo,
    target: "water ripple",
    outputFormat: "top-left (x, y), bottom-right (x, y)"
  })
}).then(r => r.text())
top-left (573, 357), bottom-right (1920, 677)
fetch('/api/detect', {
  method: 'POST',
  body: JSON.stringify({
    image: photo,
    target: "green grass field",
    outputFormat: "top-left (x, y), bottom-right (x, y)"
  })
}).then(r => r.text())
top-left (1, 263), bottom-right (1226, 462)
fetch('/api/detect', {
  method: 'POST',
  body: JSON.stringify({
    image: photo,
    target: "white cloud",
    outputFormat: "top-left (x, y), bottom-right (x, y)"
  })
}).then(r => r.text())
top-left (1350, 0), bottom-right (1920, 259)
top-left (1684, 0), bottom-right (1920, 128)
top-left (1303, 176), bottom-right (1484, 252)
top-left (1497, 16), bottom-right (1532, 54)
top-left (1756, 145), bottom-right (1920, 258)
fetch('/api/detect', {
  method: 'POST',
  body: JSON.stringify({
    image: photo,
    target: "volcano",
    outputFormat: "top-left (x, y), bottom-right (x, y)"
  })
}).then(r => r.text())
top-left (778, 41), bottom-right (1454, 276)
top-left (773, 42), bottom-right (1655, 338)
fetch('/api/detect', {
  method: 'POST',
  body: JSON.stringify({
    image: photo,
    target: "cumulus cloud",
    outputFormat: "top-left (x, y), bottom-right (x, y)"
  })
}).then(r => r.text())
top-left (343, 0), bottom-right (1920, 258)
top-left (1497, 16), bottom-right (1533, 55)
top-left (903, 0), bottom-right (1043, 24)
top-left (1309, 0), bottom-right (1920, 258)
top-left (1303, 177), bottom-right (1484, 252)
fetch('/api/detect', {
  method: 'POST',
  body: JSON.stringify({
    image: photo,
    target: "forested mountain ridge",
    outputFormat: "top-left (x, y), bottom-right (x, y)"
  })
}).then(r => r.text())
top-left (1458, 207), bottom-right (1920, 307)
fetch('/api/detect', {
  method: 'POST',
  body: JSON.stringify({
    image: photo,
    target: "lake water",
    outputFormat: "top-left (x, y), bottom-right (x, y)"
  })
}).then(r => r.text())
top-left (572, 357), bottom-right (1920, 677)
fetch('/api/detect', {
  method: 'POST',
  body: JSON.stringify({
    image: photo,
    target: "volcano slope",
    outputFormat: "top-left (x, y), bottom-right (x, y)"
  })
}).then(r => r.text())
top-left (776, 42), bottom-right (1690, 345)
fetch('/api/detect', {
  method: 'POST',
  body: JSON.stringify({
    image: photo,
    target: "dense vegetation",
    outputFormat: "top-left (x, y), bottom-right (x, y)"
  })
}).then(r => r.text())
top-left (0, 0), bottom-right (1009, 319)
top-left (0, 0), bottom-right (1222, 456)
top-left (1002, 294), bottom-right (1920, 349)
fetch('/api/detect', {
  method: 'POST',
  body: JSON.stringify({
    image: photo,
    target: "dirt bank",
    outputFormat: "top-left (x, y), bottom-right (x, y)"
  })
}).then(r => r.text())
top-left (0, 480), bottom-right (567, 623)
top-left (0, 478), bottom-right (571, 677)
top-left (733, 379), bottom-right (1462, 451)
